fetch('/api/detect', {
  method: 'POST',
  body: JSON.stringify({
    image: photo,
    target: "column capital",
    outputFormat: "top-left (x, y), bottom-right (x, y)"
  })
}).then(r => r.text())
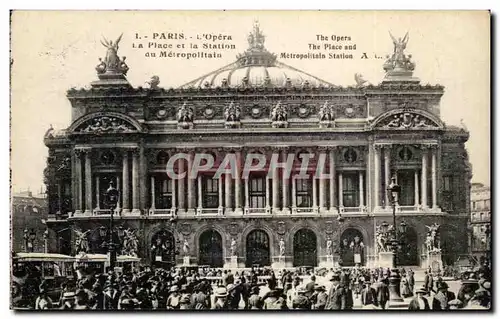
top-left (373, 144), bottom-right (384, 151)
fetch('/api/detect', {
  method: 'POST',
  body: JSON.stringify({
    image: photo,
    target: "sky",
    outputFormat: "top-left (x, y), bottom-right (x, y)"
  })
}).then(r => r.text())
top-left (10, 10), bottom-right (490, 192)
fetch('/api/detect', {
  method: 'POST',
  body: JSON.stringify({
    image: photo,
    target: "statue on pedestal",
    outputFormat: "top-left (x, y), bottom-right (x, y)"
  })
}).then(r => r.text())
top-left (230, 237), bottom-right (237, 257)
top-left (326, 237), bottom-right (333, 256)
top-left (279, 237), bottom-right (285, 256)
top-left (425, 223), bottom-right (441, 253)
top-left (74, 229), bottom-right (91, 255)
top-left (182, 238), bottom-right (190, 256)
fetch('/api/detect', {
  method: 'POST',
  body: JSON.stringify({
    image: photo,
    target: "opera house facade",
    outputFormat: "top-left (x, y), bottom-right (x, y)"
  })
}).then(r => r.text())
top-left (44, 24), bottom-right (471, 270)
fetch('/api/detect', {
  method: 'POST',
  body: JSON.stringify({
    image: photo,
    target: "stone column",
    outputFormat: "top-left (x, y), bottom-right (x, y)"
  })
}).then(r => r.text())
top-left (329, 148), bottom-right (336, 210)
top-left (414, 170), bottom-right (420, 206)
top-left (272, 160), bottom-right (280, 213)
top-left (338, 172), bottom-right (343, 208)
top-left (319, 150), bottom-right (327, 212)
top-left (384, 146), bottom-right (391, 208)
top-left (244, 176), bottom-right (249, 213)
top-left (359, 171), bottom-right (364, 207)
top-left (178, 155), bottom-right (186, 213)
top-left (421, 146), bottom-right (428, 208)
top-left (312, 176), bottom-right (318, 211)
top-left (265, 176), bottom-right (271, 212)
top-left (74, 150), bottom-right (83, 215)
top-left (150, 176), bottom-right (156, 211)
top-left (282, 150), bottom-right (290, 214)
top-left (197, 175), bottom-right (203, 214)
top-left (116, 176), bottom-right (121, 211)
top-left (291, 176), bottom-right (297, 210)
top-left (122, 151), bottom-right (130, 213)
top-left (431, 146), bottom-right (437, 209)
top-left (84, 150), bottom-right (92, 216)
top-left (131, 149), bottom-right (140, 215)
top-left (187, 151), bottom-right (196, 214)
top-left (225, 171), bottom-right (233, 214)
top-left (234, 150), bottom-right (243, 214)
top-left (218, 174), bottom-right (224, 214)
top-left (374, 145), bottom-right (381, 208)
top-left (95, 176), bottom-right (100, 211)
top-left (171, 177), bottom-right (177, 212)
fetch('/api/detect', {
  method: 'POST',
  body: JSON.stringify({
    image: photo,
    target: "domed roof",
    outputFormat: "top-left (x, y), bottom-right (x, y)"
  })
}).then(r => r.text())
top-left (179, 23), bottom-right (336, 89)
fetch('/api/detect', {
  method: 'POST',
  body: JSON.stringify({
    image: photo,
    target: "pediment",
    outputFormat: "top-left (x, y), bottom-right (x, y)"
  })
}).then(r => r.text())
top-left (68, 112), bottom-right (143, 134)
top-left (371, 109), bottom-right (444, 130)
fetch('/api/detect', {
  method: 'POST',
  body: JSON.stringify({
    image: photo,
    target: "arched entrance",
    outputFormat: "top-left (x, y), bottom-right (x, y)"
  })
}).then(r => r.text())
top-left (397, 226), bottom-right (419, 266)
top-left (340, 228), bottom-right (365, 266)
top-left (293, 228), bottom-right (317, 267)
top-left (151, 230), bottom-right (176, 268)
top-left (246, 229), bottom-right (270, 267)
top-left (198, 230), bottom-right (223, 267)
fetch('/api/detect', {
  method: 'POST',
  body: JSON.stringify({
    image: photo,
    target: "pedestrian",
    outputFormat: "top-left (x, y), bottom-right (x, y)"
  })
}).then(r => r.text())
top-left (213, 287), bottom-right (229, 310)
top-left (166, 285), bottom-right (181, 309)
top-left (431, 282), bottom-right (456, 310)
top-left (313, 285), bottom-right (327, 310)
top-left (59, 291), bottom-right (76, 310)
top-left (34, 288), bottom-right (53, 310)
top-left (408, 287), bottom-right (430, 310)
top-left (325, 272), bottom-right (347, 310)
top-left (247, 285), bottom-right (263, 310)
top-left (373, 275), bottom-right (389, 310)
top-left (360, 280), bottom-right (377, 309)
top-left (401, 273), bottom-right (412, 298)
top-left (292, 286), bottom-right (311, 310)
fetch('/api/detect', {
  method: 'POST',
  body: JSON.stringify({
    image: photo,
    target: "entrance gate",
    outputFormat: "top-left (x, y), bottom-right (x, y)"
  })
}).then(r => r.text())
top-left (246, 229), bottom-right (270, 267)
top-left (293, 228), bottom-right (317, 267)
top-left (198, 230), bottom-right (223, 267)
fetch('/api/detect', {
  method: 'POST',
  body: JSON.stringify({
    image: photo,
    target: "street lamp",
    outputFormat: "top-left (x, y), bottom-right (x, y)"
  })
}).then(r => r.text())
top-left (386, 175), bottom-right (404, 302)
top-left (104, 181), bottom-right (120, 270)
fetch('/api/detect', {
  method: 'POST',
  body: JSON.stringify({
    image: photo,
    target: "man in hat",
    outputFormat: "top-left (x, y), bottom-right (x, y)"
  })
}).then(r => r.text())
top-left (263, 286), bottom-right (287, 310)
top-left (432, 281), bottom-right (456, 310)
top-left (191, 282), bottom-right (210, 309)
top-left (59, 291), bottom-right (76, 310)
top-left (305, 275), bottom-right (316, 299)
top-left (360, 278), bottom-right (377, 309)
top-left (292, 286), bottom-right (312, 310)
top-left (424, 271), bottom-right (434, 296)
top-left (313, 285), bottom-right (328, 310)
top-left (247, 285), bottom-right (263, 310)
top-left (408, 286), bottom-right (430, 310)
top-left (325, 272), bottom-right (347, 310)
top-left (213, 286), bottom-right (229, 310)
top-left (373, 275), bottom-right (389, 310)
top-left (166, 285), bottom-right (181, 309)
top-left (103, 281), bottom-right (120, 310)
top-left (227, 283), bottom-right (242, 310)
top-left (465, 281), bottom-right (491, 309)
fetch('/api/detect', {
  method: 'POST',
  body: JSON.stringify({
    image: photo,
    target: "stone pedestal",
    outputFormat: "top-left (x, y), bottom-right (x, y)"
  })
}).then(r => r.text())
top-left (183, 256), bottom-right (190, 266)
top-left (318, 255), bottom-right (335, 268)
top-left (378, 252), bottom-right (394, 268)
top-left (271, 256), bottom-right (286, 269)
top-left (423, 251), bottom-right (443, 272)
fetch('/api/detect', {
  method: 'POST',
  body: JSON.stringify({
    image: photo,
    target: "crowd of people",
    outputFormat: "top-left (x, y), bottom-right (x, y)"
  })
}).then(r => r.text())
top-left (18, 263), bottom-right (491, 311)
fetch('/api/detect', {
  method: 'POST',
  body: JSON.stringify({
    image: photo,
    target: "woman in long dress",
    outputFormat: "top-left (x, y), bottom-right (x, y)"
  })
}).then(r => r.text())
top-left (401, 274), bottom-right (412, 298)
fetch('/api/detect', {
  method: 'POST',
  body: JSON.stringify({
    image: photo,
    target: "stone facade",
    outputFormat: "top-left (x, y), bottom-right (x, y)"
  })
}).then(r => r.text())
top-left (44, 24), bottom-right (470, 268)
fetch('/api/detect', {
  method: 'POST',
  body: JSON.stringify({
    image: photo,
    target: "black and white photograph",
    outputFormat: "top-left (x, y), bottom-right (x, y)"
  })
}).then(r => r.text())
top-left (9, 10), bottom-right (491, 311)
